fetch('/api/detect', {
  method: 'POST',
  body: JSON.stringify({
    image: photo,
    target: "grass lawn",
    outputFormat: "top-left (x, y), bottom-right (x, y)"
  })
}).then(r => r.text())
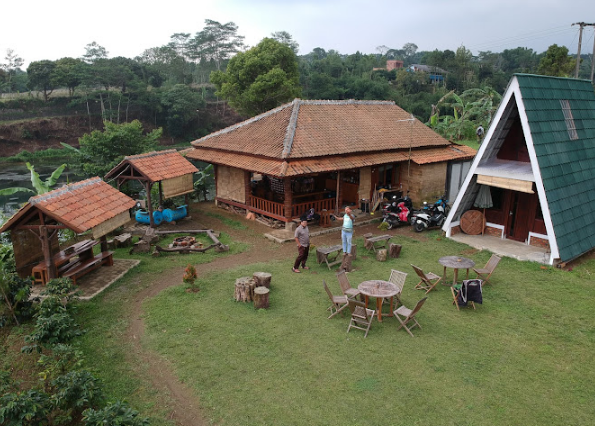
top-left (128, 231), bottom-right (595, 426)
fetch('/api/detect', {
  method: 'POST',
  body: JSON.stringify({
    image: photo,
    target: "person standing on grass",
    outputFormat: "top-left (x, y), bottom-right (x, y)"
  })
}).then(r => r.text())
top-left (293, 217), bottom-right (310, 273)
top-left (334, 206), bottom-right (355, 256)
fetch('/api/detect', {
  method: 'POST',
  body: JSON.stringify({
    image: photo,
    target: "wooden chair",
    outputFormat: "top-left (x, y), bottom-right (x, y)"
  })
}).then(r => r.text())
top-left (336, 270), bottom-right (360, 300)
top-left (386, 269), bottom-right (407, 306)
top-left (451, 279), bottom-right (483, 311)
top-left (473, 254), bottom-right (501, 285)
top-left (393, 297), bottom-right (428, 337)
top-left (347, 299), bottom-right (375, 338)
top-left (411, 264), bottom-right (442, 294)
top-left (323, 280), bottom-right (349, 319)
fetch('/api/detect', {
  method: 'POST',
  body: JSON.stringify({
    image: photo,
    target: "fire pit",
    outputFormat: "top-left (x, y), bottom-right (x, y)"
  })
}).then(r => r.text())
top-left (172, 236), bottom-right (198, 247)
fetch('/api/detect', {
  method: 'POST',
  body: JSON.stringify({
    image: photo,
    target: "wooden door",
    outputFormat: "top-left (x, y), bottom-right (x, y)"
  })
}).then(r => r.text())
top-left (505, 190), bottom-right (536, 242)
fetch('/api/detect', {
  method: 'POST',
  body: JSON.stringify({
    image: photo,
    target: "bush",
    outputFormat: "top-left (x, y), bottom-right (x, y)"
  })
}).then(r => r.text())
top-left (0, 389), bottom-right (51, 426)
top-left (83, 401), bottom-right (150, 426)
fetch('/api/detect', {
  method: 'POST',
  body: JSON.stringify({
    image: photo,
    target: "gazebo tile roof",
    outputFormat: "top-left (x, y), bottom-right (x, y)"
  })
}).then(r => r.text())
top-left (107, 150), bottom-right (198, 182)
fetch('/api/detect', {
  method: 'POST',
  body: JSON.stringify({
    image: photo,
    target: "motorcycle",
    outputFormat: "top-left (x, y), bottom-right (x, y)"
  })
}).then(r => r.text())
top-left (411, 195), bottom-right (449, 232)
top-left (382, 192), bottom-right (413, 229)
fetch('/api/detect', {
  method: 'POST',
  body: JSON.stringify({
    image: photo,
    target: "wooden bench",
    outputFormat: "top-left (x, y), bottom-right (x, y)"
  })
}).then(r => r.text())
top-left (62, 251), bottom-right (114, 285)
top-left (364, 234), bottom-right (392, 253)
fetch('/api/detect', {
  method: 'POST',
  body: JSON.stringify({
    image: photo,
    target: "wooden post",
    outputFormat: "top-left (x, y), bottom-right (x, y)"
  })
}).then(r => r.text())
top-left (158, 181), bottom-right (163, 207)
top-left (253, 287), bottom-right (270, 309)
top-left (389, 243), bottom-right (402, 258)
top-left (40, 225), bottom-right (56, 279)
top-left (284, 178), bottom-right (293, 221)
top-left (335, 171), bottom-right (340, 214)
top-left (100, 235), bottom-right (108, 253)
top-left (146, 182), bottom-right (155, 227)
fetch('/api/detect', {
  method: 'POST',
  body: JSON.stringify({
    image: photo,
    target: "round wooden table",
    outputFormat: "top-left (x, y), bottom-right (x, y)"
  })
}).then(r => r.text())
top-left (438, 256), bottom-right (476, 286)
top-left (357, 280), bottom-right (399, 322)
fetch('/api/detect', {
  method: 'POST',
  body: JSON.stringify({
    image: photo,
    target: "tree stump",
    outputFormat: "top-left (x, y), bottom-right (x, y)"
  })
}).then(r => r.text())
top-left (253, 272), bottom-right (272, 288)
top-left (338, 254), bottom-right (353, 273)
top-left (130, 240), bottom-right (151, 254)
top-left (114, 233), bottom-right (132, 248)
top-left (376, 249), bottom-right (388, 262)
top-left (350, 245), bottom-right (357, 260)
top-left (234, 277), bottom-right (255, 302)
top-left (363, 233), bottom-right (374, 251)
top-left (389, 243), bottom-right (402, 258)
top-left (253, 287), bottom-right (270, 309)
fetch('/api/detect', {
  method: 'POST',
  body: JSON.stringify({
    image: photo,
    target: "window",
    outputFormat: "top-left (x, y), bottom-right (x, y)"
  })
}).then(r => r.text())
top-left (560, 100), bottom-right (579, 140)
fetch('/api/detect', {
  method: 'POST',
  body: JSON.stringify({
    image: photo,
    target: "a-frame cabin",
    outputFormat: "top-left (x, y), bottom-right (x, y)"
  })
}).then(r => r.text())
top-left (443, 74), bottom-right (595, 265)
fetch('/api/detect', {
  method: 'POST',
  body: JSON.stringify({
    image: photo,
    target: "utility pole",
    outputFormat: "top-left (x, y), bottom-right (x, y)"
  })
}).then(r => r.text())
top-left (572, 22), bottom-right (595, 79)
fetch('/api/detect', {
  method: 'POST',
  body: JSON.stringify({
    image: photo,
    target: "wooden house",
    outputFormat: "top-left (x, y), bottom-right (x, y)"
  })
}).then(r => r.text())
top-left (443, 74), bottom-right (595, 265)
top-left (186, 99), bottom-right (475, 223)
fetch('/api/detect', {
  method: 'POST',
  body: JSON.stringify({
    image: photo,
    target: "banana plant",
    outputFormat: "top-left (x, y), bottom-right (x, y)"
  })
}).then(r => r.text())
top-left (0, 162), bottom-right (67, 197)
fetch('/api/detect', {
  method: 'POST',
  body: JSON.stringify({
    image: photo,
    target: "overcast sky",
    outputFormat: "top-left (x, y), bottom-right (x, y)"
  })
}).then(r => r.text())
top-left (1, 0), bottom-right (593, 68)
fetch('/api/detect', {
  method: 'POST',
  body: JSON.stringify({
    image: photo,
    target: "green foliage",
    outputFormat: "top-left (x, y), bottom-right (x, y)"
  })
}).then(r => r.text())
top-left (26, 60), bottom-right (57, 101)
top-left (51, 370), bottom-right (106, 421)
top-left (159, 84), bottom-right (205, 137)
top-left (211, 38), bottom-right (301, 116)
top-left (537, 44), bottom-right (575, 77)
top-left (0, 256), bottom-right (35, 327)
top-left (83, 401), bottom-right (150, 426)
top-left (76, 120), bottom-right (162, 177)
top-left (23, 278), bottom-right (82, 352)
top-left (0, 389), bottom-right (51, 426)
top-left (192, 163), bottom-right (213, 201)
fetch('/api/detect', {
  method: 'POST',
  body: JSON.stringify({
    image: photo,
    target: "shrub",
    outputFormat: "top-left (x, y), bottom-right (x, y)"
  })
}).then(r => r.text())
top-left (0, 389), bottom-right (51, 426)
top-left (83, 400), bottom-right (150, 426)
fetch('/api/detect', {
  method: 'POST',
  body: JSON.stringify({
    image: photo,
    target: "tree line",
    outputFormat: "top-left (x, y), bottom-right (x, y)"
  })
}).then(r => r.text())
top-left (1, 19), bottom-right (592, 142)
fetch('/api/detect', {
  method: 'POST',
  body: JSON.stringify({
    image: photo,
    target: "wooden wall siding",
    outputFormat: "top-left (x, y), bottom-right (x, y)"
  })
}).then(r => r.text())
top-left (407, 162), bottom-right (447, 204)
top-left (217, 166), bottom-right (246, 203)
top-left (161, 174), bottom-right (194, 199)
top-left (13, 228), bottom-right (59, 278)
top-left (358, 167), bottom-right (372, 201)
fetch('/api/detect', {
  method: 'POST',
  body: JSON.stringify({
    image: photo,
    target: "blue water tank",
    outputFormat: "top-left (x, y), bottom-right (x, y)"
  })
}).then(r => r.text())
top-left (162, 205), bottom-right (187, 223)
top-left (135, 209), bottom-right (163, 225)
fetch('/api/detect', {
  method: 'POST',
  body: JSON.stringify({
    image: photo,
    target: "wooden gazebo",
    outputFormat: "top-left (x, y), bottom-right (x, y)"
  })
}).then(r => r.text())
top-left (0, 177), bottom-right (136, 280)
top-left (104, 150), bottom-right (198, 227)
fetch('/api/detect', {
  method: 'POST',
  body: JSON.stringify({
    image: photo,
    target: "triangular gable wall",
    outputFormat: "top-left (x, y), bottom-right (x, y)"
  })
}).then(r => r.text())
top-left (443, 76), bottom-right (559, 264)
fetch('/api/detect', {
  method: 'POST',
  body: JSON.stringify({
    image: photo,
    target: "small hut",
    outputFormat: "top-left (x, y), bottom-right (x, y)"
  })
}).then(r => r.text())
top-left (0, 177), bottom-right (135, 280)
top-left (104, 150), bottom-right (198, 227)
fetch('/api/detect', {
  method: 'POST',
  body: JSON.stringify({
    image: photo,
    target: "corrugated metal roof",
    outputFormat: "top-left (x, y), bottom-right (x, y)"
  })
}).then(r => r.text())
top-left (517, 74), bottom-right (595, 262)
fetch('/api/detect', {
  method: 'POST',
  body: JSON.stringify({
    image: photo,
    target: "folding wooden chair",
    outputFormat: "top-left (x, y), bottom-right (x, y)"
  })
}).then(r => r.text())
top-left (323, 280), bottom-right (349, 319)
top-left (452, 279), bottom-right (483, 310)
top-left (347, 299), bottom-right (375, 338)
top-left (473, 254), bottom-right (501, 285)
top-left (386, 269), bottom-right (407, 306)
top-left (337, 270), bottom-right (361, 300)
top-left (393, 296), bottom-right (428, 337)
top-left (411, 264), bottom-right (442, 294)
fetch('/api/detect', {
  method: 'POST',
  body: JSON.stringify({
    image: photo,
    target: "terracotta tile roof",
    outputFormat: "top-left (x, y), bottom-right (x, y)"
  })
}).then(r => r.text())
top-left (186, 144), bottom-right (476, 177)
top-left (105, 150), bottom-right (198, 182)
top-left (26, 178), bottom-right (135, 233)
top-left (191, 99), bottom-right (450, 160)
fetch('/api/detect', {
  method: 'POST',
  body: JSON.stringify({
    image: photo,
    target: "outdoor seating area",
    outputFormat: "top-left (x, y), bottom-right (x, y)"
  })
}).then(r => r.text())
top-left (324, 252), bottom-right (502, 337)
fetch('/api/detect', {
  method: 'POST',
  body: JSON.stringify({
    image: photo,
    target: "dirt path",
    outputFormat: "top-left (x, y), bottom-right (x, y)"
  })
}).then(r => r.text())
top-left (123, 206), bottom-right (412, 425)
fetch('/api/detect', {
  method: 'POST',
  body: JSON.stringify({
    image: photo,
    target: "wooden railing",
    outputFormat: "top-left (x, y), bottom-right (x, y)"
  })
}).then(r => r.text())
top-left (291, 198), bottom-right (335, 219)
top-left (247, 196), bottom-right (285, 220)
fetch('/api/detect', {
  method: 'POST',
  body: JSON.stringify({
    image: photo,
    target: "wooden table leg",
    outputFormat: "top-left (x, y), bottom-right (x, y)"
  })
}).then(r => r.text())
top-left (453, 268), bottom-right (459, 285)
top-left (465, 268), bottom-right (470, 279)
top-left (443, 265), bottom-right (447, 285)
top-left (376, 297), bottom-right (383, 322)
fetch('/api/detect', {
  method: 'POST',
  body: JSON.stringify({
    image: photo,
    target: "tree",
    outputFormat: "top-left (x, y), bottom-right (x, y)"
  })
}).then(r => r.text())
top-left (211, 38), bottom-right (301, 116)
top-left (77, 120), bottom-right (162, 176)
top-left (52, 57), bottom-right (85, 96)
top-left (27, 60), bottom-right (56, 101)
top-left (160, 84), bottom-right (205, 137)
top-left (0, 48), bottom-right (24, 93)
top-left (537, 44), bottom-right (575, 77)
top-left (82, 41), bottom-right (109, 64)
top-left (189, 19), bottom-right (245, 70)
top-left (271, 31), bottom-right (299, 54)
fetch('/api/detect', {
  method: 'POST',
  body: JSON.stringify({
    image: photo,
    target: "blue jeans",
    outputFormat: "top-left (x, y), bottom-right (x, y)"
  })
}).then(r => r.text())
top-left (342, 229), bottom-right (353, 254)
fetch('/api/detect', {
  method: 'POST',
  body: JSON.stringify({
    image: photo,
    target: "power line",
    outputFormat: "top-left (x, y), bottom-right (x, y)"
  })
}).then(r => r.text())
top-left (466, 25), bottom-right (576, 52)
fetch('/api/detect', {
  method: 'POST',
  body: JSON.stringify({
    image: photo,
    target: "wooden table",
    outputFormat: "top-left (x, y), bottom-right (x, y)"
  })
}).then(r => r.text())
top-left (358, 280), bottom-right (400, 322)
top-left (54, 240), bottom-right (99, 274)
top-left (316, 244), bottom-right (343, 270)
top-left (364, 234), bottom-right (392, 253)
top-left (438, 256), bottom-right (476, 286)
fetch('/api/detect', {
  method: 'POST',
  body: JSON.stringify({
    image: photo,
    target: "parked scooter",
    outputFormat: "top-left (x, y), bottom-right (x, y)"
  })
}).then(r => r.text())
top-left (411, 195), bottom-right (449, 232)
top-left (382, 192), bottom-right (413, 229)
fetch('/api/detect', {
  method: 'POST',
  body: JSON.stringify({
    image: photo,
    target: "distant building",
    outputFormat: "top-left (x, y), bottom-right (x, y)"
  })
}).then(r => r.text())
top-left (373, 60), bottom-right (404, 72)
top-left (409, 64), bottom-right (446, 83)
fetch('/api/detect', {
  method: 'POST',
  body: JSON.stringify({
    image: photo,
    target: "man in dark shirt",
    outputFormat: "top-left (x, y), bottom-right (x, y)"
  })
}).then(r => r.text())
top-left (293, 217), bottom-right (310, 273)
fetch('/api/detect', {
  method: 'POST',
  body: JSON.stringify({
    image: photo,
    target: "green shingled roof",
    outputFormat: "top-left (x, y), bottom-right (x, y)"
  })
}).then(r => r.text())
top-left (516, 74), bottom-right (595, 262)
